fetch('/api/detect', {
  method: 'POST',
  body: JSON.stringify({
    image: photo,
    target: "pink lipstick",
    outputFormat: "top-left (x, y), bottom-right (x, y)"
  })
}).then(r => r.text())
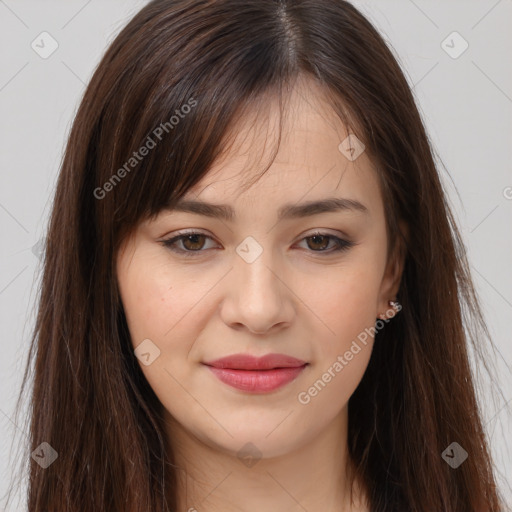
top-left (203, 353), bottom-right (308, 393)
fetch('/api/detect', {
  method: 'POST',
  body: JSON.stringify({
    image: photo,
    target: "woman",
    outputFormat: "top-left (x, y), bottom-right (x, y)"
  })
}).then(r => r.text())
top-left (12, 0), bottom-right (504, 510)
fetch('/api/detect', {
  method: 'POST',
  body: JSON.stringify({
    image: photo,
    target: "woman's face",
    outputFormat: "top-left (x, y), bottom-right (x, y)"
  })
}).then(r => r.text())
top-left (116, 78), bottom-right (401, 460)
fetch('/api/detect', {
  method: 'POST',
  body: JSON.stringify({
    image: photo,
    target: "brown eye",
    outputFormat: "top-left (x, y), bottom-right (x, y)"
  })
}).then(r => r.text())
top-left (306, 234), bottom-right (331, 251)
top-left (161, 231), bottom-right (354, 257)
top-left (180, 233), bottom-right (207, 251)
top-left (161, 232), bottom-right (217, 256)
top-left (299, 233), bottom-right (354, 253)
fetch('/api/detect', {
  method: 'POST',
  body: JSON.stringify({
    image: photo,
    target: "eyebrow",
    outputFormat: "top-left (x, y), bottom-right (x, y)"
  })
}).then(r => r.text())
top-left (166, 197), bottom-right (368, 222)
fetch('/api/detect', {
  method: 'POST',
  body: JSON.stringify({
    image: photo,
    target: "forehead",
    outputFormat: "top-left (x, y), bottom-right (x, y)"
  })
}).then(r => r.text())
top-left (184, 76), bottom-right (382, 217)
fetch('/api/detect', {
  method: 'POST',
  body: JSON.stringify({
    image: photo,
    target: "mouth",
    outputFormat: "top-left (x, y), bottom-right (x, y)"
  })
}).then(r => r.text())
top-left (202, 353), bottom-right (308, 393)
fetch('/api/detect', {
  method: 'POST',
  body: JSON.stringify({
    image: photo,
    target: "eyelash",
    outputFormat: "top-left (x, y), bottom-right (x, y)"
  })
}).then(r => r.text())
top-left (159, 230), bottom-right (355, 257)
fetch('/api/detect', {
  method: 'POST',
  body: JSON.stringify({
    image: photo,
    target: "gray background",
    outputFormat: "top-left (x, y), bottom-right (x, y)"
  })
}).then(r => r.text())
top-left (1, 0), bottom-right (511, 509)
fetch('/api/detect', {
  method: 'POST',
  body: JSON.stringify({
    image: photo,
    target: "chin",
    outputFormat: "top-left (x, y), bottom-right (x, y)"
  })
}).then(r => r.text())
top-left (182, 411), bottom-right (304, 458)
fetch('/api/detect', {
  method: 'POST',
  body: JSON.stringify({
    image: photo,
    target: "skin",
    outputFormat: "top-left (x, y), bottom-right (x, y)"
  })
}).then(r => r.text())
top-left (116, 75), bottom-right (404, 512)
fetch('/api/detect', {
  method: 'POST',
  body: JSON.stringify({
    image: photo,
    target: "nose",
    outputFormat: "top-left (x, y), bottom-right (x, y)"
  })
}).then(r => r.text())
top-left (219, 244), bottom-right (295, 335)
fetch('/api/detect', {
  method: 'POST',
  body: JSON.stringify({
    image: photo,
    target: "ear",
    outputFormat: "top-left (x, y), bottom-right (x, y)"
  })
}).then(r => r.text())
top-left (377, 221), bottom-right (407, 318)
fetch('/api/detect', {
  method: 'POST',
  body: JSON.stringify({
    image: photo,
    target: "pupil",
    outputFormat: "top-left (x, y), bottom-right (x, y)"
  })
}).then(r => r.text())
top-left (310, 235), bottom-right (328, 250)
top-left (185, 234), bottom-right (203, 250)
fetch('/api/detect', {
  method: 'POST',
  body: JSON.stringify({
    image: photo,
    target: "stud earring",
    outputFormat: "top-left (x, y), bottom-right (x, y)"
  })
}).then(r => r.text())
top-left (389, 300), bottom-right (401, 311)
top-left (378, 299), bottom-right (402, 320)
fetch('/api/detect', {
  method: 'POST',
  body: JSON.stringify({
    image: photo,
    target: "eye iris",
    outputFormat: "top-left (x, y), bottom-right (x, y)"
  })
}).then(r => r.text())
top-left (182, 234), bottom-right (206, 251)
top-left (307, 234), bottom-right (329, 251)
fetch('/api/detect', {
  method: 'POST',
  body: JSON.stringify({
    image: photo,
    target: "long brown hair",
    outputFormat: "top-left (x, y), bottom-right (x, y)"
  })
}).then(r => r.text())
top-left (7, 0), bottom-right (505, 510)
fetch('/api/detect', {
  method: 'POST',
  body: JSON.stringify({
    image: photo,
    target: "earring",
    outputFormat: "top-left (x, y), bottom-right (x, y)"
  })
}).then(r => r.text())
top-left (389, 300), bottom-right (401, 311)
top-left (378, 299), bottom-right (402, 320)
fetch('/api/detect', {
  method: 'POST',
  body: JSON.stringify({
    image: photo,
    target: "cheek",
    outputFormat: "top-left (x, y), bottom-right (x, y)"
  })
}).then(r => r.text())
top-left (119, 255), bottom-right (205, 346)
top-left (294, 271), bottom-right (379, 415)
top-left (117, 259), bottom-right (203, 418)
top-left (293, 260), bottom-right (382, 410)
top-left (295, 261), bottom-right (383, 350)
top-left (117, 256), bottom-right (217, 392)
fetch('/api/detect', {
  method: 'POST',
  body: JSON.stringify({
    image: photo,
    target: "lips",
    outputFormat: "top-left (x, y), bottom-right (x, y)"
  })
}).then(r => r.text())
top-left (204, 353), bottom-right (307, 370)
top-left (203, 353), bottom-right (308, 393)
